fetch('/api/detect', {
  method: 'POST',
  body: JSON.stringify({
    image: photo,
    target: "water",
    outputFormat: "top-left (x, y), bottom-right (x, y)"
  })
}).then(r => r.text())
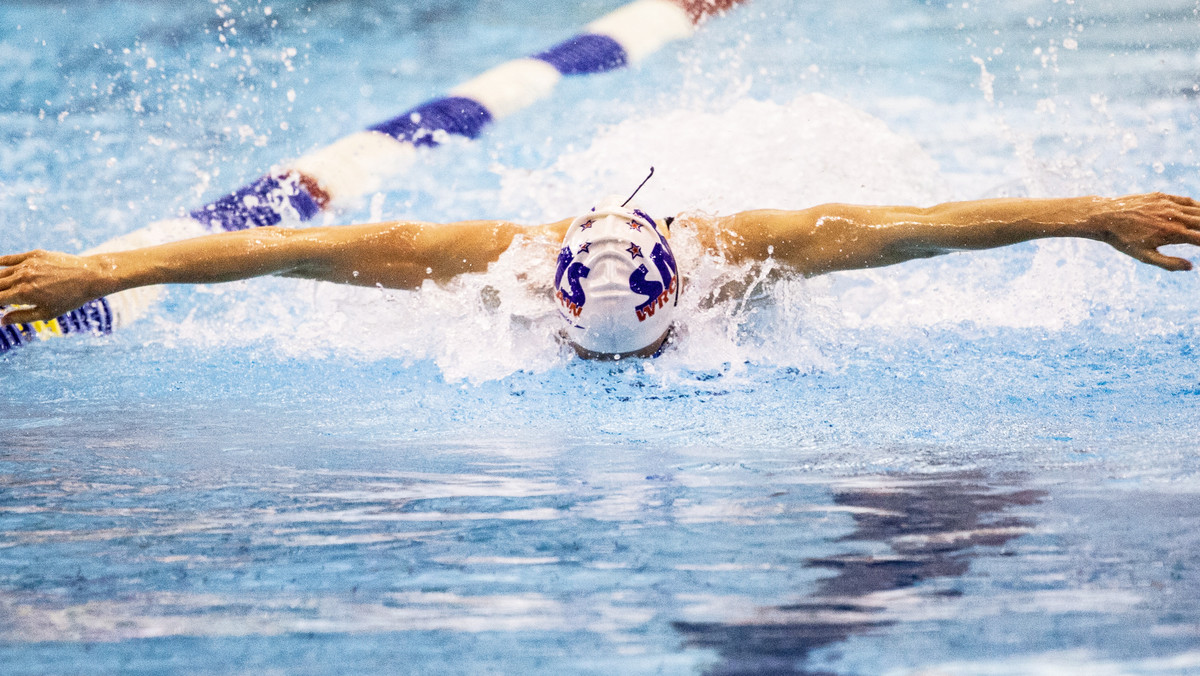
top-left (3, 0), bottom-right (1200, 673)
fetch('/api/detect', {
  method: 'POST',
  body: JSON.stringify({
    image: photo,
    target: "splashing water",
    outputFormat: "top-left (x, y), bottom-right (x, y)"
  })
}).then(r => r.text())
top-left (163, 94), bottom-right (952, 381)
top-left (156, 92), bottom-right (1194, 383)
top-left (4, 2), bottom-right (1200, 674)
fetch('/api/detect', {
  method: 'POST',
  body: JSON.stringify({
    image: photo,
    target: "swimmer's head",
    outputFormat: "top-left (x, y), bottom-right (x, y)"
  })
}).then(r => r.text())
top-left (553, 197), bottom-right (679, 359)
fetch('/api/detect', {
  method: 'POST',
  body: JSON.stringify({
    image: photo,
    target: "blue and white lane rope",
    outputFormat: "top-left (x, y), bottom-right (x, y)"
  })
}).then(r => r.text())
top-left (190, 0), bottom-right (736, 230)
top-left (2, 0), bottom-right (749, 352)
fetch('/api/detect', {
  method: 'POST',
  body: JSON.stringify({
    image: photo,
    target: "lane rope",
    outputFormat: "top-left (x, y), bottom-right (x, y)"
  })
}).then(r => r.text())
top-left (2, 0), bottom-right (749, 352)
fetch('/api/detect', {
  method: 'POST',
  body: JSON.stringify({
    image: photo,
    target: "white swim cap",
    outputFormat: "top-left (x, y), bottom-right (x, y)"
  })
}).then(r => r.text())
top-left (554, 198), bottom-right (680, 357)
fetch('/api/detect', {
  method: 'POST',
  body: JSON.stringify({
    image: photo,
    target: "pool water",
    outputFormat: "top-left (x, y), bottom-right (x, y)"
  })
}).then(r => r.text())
top-left (3, 0), bottom-right (1200, 673)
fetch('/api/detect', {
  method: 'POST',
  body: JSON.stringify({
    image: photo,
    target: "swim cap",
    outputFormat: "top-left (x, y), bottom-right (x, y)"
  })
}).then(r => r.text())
top-left (554, 199), bottom-right (680, 357)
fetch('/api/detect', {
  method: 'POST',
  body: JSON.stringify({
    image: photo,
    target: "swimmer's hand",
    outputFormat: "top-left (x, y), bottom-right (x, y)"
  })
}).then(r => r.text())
top-left (1084, 193), bottom-right (1200, 271)
top-left (0, 250), bottom-right (112, 325)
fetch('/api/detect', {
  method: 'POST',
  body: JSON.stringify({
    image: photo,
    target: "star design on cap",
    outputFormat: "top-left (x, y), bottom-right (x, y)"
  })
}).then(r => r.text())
top-left (577, 242), bottom-right (591, 254)
top-left (626, 243), bottom-right (643, 259)
top-left (628, 220), bottom-right (644, 231)
top-left (579, 219), bottom-right (595, 230)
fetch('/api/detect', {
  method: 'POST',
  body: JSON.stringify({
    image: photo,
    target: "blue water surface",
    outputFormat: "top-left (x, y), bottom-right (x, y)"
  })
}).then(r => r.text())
top-left (3, 0), bottom-right (1200, 674)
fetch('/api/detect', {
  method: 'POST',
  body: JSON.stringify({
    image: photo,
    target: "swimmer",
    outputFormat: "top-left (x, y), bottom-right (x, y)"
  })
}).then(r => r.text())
top-left (2, 190), bottom-right (1199, 358)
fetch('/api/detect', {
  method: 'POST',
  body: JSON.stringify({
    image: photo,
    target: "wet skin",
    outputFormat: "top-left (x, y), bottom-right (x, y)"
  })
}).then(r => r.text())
top-left (2, 193), bottom-right (1198, 338)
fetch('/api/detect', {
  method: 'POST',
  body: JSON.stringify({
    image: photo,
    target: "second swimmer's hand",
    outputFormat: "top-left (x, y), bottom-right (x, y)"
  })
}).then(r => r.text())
top-left (1086, 193), bottom-right (1200, 271)
top-left (0, 250), bottom-right (112, 325)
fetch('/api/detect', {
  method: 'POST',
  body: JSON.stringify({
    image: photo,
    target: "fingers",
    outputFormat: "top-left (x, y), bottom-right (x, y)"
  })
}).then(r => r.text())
top-left (1141, 198), bottom-right (1200, 240)
top-left (1137, 194), bottom-right (1200, 223)
top-left (1162, 193), bottom-right (1200, 209)
top-left (1153, 194), bottom-right (1200, 226)
top-left (0, 291), bottom-right (24, 308)
top-left (1132, 247), bottom-right (1194, 272)
top-left (1155, 213), bottom-right (1200, 251)
top-left (0, 306), bottom-right (54, 327)
top-left (0, 275), bottom-right (35, 306)
top-left (0, 251), bottom-right (35, 268)
top-left (0, 252), bottom-right (34, 289)
top-left (1165, 202), bottom-right (1200, 224)
top-left (1175, 228), bottom-right (1200, 247)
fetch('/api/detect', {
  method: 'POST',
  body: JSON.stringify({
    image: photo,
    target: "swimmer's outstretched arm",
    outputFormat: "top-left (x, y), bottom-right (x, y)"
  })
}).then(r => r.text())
top-left (714, 193), bottom-right (1200, 275)
top-left (0, 218), bottom-right (573, 326)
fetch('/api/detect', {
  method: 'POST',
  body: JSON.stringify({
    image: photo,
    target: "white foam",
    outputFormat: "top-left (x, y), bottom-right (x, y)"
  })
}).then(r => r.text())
top-left (495, 93), bottom-right (950, 220)
top-left (169, 232), bottom-right (572, 384)
top-left (159, 95), bottom-right (1190, 381)
top-left (163, 96), bottom-right (937, 377)
top-left (813, 238), bottom-right (1156, 333)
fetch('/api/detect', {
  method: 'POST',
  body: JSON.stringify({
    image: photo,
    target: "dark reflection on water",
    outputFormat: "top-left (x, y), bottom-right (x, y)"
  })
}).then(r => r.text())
top-left (673, 472), bottom-right (1046, 675)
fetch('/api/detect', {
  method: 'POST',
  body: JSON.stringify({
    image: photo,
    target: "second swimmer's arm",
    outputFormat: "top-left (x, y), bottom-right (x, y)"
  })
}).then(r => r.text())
top-left (716, 194), bottom-right (1200, 275)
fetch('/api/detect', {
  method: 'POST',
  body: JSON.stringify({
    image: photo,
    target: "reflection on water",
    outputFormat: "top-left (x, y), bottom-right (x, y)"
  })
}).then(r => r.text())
top-left (0, 463), bottom-right (1041, 655)
top-left (6, 447), bottom-right (1200, 674)
top-left (674, 473), bottom-right (1045, 675)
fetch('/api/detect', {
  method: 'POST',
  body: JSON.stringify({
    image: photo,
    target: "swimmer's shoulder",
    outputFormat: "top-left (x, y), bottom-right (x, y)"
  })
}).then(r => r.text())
top-left (667, 211), bottom-right (738, 253)
top-left (515, 217), bottom-right (573, 251)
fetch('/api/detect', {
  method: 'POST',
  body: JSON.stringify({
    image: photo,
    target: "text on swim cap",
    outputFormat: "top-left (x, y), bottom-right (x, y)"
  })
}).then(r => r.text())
top-left (629, 241), bottom-right (678, 320)
top-left (635, 275), bottom-right (677, 322)
top-left (555, 247), bottom-right (591, 317)
top-left (557, 288), bottom-right (585, 318)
